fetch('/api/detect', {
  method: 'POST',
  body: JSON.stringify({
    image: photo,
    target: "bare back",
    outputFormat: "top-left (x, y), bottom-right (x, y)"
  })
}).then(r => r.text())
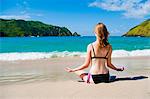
top-left (89, 42), bottom-right (110, 74)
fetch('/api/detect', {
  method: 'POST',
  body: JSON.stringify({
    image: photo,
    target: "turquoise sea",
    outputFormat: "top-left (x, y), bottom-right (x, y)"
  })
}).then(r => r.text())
top-left (0, 36), bottom-right (150, 61)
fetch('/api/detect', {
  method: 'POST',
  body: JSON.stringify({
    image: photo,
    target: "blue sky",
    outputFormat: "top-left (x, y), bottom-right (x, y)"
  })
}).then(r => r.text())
top-left (0, 0), bottom-right (150, 36)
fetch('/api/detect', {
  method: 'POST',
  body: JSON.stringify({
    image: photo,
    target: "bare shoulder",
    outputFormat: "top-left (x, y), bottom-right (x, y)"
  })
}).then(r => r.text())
top-left (87, 43), bottom-right (92, 49)
top-left (87, 42), bottom-right (95, 51)
top-left (106, 44), bottom-right (112, 50)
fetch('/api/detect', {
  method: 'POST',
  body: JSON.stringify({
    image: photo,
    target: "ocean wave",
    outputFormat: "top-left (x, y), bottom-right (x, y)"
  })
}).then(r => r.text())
top-left (0, 49), bottom-right (150, 61)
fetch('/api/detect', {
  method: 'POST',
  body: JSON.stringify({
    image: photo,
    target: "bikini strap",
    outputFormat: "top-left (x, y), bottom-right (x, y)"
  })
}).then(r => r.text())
top-left (91, 44), bottom-right (96, 57)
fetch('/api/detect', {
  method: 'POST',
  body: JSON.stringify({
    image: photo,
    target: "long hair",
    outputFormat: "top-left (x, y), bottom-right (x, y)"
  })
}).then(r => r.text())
top-left (94, 23), bottom-right (109, 47)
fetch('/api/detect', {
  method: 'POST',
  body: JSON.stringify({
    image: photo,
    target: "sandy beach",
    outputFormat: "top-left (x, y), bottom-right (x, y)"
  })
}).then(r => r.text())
top-left (0, 57), bottom-right (150, 99)
top-left (1, 0), bottom-right (150, 98)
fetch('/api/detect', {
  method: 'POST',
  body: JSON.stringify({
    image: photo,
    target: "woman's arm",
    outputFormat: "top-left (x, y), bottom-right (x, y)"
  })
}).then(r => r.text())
top-left (107, 45), bottom-right (124, 71)
top-left (65, 44), bottom-right (91, 72)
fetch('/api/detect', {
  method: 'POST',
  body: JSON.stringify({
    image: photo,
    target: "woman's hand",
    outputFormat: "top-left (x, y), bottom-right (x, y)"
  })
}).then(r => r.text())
top-left (116, 67), bottom-right (124, 71)
top-left (65, 67), bottom-right (75, 72)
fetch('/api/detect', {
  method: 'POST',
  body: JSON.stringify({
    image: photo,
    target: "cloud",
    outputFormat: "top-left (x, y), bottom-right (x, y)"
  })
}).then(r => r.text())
top-left (89, 0), bottom-right (150, 18)
top-left (20, 10), bottom-right (27, 14)
top-left (0, 0), bottom-right (43, 20)
top-left (16, 0), bottom-right (30, 15)
top-left (34, 14), bottom-right (43, 17)
top-left (0, 15), bottom-right (31, 19)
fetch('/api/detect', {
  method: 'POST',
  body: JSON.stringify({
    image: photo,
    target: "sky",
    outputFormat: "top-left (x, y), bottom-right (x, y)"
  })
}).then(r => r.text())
top-left (0, 0), bottom-right (150, 36)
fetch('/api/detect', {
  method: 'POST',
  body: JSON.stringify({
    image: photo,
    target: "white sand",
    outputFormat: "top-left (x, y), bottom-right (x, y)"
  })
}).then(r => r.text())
top-left (0, 57), bottom-right (150, 99)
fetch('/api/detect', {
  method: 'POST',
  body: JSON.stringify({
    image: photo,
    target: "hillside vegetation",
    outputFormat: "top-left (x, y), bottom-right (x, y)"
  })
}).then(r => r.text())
top-left (0, 19), bottom-right (80, 37)
top-left (122, 19), bottom-right (150, 37)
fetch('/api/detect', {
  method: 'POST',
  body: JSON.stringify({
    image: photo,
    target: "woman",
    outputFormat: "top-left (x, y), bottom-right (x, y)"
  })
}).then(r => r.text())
top-left (65, 23), bottom-right (124, 84)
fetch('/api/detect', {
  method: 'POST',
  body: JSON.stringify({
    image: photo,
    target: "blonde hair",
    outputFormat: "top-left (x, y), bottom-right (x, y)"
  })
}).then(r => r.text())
top-left (95, 23), bottom-right (109, 47)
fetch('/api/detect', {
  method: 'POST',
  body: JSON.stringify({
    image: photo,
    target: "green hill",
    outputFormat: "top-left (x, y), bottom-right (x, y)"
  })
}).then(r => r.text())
top-left (122, 19), bottom-right (150, 37)
top-left (0, 19), bottom-right (80, 37)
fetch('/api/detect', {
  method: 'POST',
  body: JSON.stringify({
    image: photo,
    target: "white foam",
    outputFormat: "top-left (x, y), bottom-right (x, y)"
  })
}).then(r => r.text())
top-left (112, 49), bottom-right (150, 57)
top-left (0, 49), bottom-right (150, 61)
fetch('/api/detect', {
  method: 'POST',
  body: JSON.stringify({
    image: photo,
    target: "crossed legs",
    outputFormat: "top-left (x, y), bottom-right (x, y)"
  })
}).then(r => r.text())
top-left (74, 70), bottom-right (94, 83)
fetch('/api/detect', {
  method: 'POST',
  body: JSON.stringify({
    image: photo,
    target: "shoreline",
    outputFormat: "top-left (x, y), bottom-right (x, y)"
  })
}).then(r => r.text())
top-left (0, 55), bottom-right (150, 62)
top-left (0, 49), bottom-right (150, 61)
